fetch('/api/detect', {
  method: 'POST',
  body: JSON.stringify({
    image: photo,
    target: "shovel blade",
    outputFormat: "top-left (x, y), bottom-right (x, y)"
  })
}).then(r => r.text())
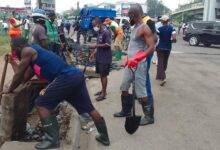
top-left (125, 115), bottom-right (141, 134)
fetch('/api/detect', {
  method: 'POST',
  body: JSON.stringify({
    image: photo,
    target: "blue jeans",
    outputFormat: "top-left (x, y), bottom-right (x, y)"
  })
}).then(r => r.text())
top-left (146, 54), bottom-right (154, 105)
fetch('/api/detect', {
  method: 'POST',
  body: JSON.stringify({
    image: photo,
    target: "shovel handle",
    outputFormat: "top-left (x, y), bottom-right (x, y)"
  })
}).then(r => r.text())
top-left (0, 54), bottom-right (9, 101)
top-left (130, 68), bottom-right (137, 116)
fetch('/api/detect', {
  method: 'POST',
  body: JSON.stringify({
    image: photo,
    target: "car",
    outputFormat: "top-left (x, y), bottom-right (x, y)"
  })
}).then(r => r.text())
top-left (115, 16), bottom-right (129, 27)
top-left (183, 21), bottom-right (220, 47)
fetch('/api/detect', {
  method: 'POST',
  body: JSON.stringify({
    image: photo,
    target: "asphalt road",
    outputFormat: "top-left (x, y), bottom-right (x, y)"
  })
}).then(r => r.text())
top-left (81, 37), bottom-right (220, 150)
top-left (0, 37), bottom-right (219, 150)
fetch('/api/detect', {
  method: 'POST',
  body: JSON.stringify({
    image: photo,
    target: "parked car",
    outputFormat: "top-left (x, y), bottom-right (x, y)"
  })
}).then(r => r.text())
top-left (183, 21), bottom-right (220, 47)
top-left (115, 16), bottom-right (129, 27)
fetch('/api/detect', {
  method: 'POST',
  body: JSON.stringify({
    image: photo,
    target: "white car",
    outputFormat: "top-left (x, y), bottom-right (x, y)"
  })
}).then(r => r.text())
top-left (115, 16), bottom-right (129, 27)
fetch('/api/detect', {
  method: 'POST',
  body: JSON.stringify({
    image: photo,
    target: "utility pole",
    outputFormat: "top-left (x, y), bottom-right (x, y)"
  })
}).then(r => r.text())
top-left (37, 0), bottom-right (42, 9)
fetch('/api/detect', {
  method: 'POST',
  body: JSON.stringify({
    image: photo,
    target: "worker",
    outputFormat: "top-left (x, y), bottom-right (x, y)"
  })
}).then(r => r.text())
top-left (104, 18), bottom-right (124, 61)
top-left (28, 9), bottom-right (48, 48)
top-left (114, 4), bottom-right (156, 126)
top-left (142, 14), bottom-right (157, 117)
top-left (8, 11), bottom-right (25, 39)
top-left (0, 37), bottom-right (110, 149)
top-left (89, 17), bottom-right (112, 101)
top-left (45, 11), bottom-right (67, 60)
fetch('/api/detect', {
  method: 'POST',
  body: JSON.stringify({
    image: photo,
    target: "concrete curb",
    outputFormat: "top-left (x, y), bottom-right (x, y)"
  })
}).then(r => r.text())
top-left (65, 109), bottom-right (81, 150)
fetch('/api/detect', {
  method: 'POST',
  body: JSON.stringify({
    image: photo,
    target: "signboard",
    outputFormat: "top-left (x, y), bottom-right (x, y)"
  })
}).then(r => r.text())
top-left (41, 0), bottom-right (55, 11)
top-left (24, 0), bottom-right (31, 5)
top-left (121, 3), bottom-right (130, 15)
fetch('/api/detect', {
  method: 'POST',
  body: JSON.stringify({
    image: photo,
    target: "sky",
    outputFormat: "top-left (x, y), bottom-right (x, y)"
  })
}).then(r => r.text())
top-left (0, 0), bottom-right (189, 12)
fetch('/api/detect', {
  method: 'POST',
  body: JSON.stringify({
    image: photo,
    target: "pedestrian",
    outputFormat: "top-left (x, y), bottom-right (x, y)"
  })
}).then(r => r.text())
top-left (23, 15), bottom-right (31, 40)
top-left (89, 17), bottom-right (112, 101)
top-left (104, 18), bottom-right (124, 61)
top-left (0, 37), bottom-right (110, 149)
top-left (28, 9), bottom-right (48, 48)
top-left (142, 15), bottom-right (158, 114)
top-left (152, 16), bottom-right (163, 65)
top-left (64, 20), bottom-right (71, 34)
top-left (114, 3), bottom-right (155, 126)
top-left (156, 15), bottom-right (177, 86)
top-left (2, 21), bottom-right (9, 35)
top-left (8, 11), bottom-right (25, 39)
top-left (182, 22), bottom-right (188, 35)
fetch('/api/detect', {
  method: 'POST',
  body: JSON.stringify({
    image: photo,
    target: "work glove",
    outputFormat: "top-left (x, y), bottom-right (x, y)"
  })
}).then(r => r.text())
top-left (127, 51), bottom-right (147, 68)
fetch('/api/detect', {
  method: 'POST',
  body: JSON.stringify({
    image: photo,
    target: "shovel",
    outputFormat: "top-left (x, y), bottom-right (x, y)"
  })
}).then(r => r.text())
top-left (0, 54), bottom-right (9, 103)
top-left (125, 68), bottom-right (141, 134)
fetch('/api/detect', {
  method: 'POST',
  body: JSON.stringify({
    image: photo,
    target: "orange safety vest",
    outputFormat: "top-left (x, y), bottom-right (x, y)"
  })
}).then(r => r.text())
top-left (8, 17), bottom-right (22, 38)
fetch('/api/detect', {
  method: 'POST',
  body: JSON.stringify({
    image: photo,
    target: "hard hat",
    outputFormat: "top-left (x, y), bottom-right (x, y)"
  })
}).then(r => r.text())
top-left (31, 8), bottom-right (47, 19)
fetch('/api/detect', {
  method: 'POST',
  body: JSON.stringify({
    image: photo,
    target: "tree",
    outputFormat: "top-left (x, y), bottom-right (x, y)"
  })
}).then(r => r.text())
top-left (146, 0), bottom-right (171, 18)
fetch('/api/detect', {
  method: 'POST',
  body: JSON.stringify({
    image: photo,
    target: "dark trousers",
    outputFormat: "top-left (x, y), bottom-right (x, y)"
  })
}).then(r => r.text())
top-left (156, 50), bottom-right (170, 80)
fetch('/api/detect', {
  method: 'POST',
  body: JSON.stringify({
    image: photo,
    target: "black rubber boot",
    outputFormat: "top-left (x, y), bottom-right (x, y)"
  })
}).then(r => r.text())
top-left (35, 115), bottom-right (60, 149)
top-left (94, 118), bottom-right (110, 146)
top-left (113, 94), bottom-right (133, 117)
top-left (140, 104), bottom-right (154, 126)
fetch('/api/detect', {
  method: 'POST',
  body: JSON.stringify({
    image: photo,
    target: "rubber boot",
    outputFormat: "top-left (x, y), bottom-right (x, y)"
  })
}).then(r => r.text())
top-left (118, 50), bottom-right (122, 60)
top-left (94, 118), bottom-right (110, 146)
top-left (114, 94), bottom-right (133, 117)
top-left (35, 115), bottom-right (60, 149)
top-left (114, 50), bottom-right (122, 61)
top-left (139, 104), bottom-right (154, 126)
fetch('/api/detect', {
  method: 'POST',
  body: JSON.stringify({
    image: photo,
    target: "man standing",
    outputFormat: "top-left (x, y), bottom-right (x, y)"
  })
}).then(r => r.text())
top-left (114, 4), bottom-right (156, 126)
top-left (156, 15), bottom-right (177, 86)
top-left (0, 37), bottom-right (110, 149)
top-left (2, 20), bottom-right (9, 35)
top-left (23, 16), bottom-right (31, 40)
top-left (104, 18), bottom-right (124, 61)
top-left (8, 11), bottom-right (25, 39)
top-left (28, 9), bottom-right (48, 48)
top-left (142, 15), bottom-right (157, 115)
top-left (89, 17), bottom-right (112, 101)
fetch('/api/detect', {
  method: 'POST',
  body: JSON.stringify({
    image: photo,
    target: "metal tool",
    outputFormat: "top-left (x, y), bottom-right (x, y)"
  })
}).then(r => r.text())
top-left (125, 68), bottom-right (141, 134)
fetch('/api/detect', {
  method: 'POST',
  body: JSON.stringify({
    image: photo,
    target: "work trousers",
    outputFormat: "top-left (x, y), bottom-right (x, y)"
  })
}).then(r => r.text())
top-left (156, 50), bottom-right (170, 80)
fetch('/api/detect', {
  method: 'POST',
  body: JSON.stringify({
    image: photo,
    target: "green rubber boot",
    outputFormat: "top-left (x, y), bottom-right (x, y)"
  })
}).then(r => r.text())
top-left (35, 115), bottom-right (60, 149)
top-left (114, 50), bottom-right (122, 61)
top-left (94, 118), bottom-right (110, 146)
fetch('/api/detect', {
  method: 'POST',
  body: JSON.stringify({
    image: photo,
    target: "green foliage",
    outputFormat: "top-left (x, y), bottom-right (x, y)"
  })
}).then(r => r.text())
top-left (146, 0), bottom-right (171, 18)
top-left (0, 35), bottom-right (10, 56)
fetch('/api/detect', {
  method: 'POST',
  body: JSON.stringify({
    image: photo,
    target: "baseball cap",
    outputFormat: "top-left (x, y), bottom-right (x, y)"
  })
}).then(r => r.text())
top-left (104, 18), bottom-right (112, 25)
top-left (161, 15), bottom-right (169, 22)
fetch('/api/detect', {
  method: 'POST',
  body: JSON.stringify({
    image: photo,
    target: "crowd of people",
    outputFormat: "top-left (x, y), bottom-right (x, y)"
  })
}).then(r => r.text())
top-left (0, 3), bottom-right (177, 150)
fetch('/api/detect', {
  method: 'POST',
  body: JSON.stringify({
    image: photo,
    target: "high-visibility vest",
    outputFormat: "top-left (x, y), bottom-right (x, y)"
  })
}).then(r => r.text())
top-left (142, 16), bottom-right (151, 24)
top-left (8, 17), bottom-right (22, 38)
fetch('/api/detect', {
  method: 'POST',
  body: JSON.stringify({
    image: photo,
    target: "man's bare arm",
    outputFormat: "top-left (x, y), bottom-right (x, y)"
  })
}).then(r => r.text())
top-left (8, 48), bottom-right (33, 92)
top-left (141, 25), bottom-right (156, 58)
top-left (23, 67), bottom-right (35, 83)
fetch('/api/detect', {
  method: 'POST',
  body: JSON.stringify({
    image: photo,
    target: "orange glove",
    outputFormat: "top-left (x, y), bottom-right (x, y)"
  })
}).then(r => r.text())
top-left (127, 58), bottom-right (138, 68)
top-left (127, 51), bottom-right (147, 68)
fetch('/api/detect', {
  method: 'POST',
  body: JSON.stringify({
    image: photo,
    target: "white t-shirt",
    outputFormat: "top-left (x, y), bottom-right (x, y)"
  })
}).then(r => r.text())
top-left (2, 22), bottom-right (8, 29)
top-left (24, 19), bottom-right (30, 30)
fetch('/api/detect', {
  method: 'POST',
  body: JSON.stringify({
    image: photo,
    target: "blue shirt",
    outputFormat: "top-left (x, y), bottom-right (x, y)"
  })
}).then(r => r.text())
top-left (96, 27), bottom-right (112, 64)
top-left (157, 25), bottom-right (175, 51)
top-left (30, 44), bottom-right (81, 82)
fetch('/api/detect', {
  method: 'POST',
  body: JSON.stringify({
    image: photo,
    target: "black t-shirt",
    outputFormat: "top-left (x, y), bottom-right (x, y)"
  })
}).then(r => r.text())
top-left (96, 27), bottom-right (112, 64)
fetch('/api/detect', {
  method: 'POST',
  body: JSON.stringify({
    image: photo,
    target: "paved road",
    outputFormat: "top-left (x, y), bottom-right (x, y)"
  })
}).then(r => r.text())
top-left (81, 37), bottom-right (220, 150)
top-left (0, 37), bottom-right (219, 150)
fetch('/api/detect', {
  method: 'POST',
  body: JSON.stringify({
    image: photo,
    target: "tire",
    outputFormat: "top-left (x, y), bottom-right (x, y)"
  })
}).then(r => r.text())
top-left (203, 43), bottom-right (211, 47)
top-left (189, 36), bottom-right (199, 46)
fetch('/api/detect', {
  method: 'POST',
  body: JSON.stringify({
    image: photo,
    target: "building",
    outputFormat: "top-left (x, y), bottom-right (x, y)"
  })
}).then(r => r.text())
top-left (203, 0), bottom-right (220, 21)
top-left (172, 0), bottom-right (220, 22)
top-left (97, 1), bottom-right (147, 16)
top-left (0, 7), bottom-right (27, 20)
